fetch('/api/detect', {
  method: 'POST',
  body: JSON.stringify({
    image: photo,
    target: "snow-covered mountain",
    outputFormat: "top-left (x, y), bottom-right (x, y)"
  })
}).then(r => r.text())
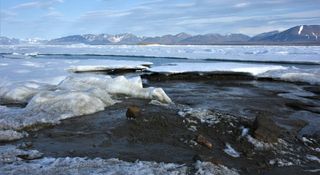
top-left (253, 25), bottom-right (320, 43)
top-left (1, 25), bottom-right (319, 45)
top-left (178, 33), bottom-right (250, 44)
top-left (142, 33), bottom-right (192, 44)
top-left (0, 37), bottom-right (20, 45)
top-left (48, 33), bottom-right (143, 45)
top-left (250, 31), bottom-right (280, 41)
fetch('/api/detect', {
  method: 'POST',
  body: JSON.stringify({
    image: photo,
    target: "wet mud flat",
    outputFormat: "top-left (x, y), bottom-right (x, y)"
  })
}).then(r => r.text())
top-left (5, 72), bottom-right (320, 175)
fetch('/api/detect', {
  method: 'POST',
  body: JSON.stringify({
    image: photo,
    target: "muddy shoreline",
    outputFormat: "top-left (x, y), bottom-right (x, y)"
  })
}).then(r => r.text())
top-left (0, 71), bottom-right (317, 174)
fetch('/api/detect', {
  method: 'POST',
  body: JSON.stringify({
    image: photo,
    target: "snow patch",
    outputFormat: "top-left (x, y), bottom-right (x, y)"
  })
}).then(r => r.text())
top-left (0, 130), bottom-right (27, 141)
top-left (0, 145), bottom-right (43, 163)
top-left (298, 25), bottom-right (304, 35)
top-left (195, 161), bottom-right (239, 175)
top-left (246, 135), bottom-right (274, 150)
top-left (306, 154), bottom-right (320, 164)
top-left (269, 158), bottom-right (294, 167)
top-left (178, 108), bottom-right (222, 126)
top-left (0, 145), bottom-right (239, 175)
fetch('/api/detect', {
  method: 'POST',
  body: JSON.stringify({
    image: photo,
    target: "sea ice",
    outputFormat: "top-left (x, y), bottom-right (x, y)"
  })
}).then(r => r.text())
top-left (1, 45), bottom-right (319, 64)
top-left (0, 57), bottom-right (152, 84)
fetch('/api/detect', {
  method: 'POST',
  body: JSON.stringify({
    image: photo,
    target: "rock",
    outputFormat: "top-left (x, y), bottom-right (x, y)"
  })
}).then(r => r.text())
top-left (252, 115), bottom-right (282, 143)
top-left (126, 106), bottom-right (141, 119)
top-left (196, 134), bottom-right (213, 149)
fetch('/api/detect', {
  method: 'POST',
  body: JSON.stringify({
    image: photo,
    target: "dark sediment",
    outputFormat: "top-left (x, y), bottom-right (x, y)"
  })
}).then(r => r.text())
top-left (3, 71), bottom-right (320, 175)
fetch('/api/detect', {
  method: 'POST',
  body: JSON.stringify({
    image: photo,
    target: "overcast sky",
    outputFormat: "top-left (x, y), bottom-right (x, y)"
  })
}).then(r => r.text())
top-left (1, 0), bottom-right (320, 39)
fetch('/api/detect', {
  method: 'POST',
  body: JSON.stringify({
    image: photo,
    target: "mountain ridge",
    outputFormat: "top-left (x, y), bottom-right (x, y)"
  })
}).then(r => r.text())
top-left (1, 25), bottom-right (319, 45)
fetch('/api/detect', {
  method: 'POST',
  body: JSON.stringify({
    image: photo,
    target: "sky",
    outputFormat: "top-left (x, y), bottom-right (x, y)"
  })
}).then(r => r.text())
top-left (0, 0), bottom-right (320, 39)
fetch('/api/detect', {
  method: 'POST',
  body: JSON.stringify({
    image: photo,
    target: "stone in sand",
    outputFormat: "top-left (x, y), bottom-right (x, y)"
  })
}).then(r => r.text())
top-left (196, 134), bottom-right (213, 149)
top-left (252, 115), bottom-right (281, 143)
top-left (126, 106), bottom-right (141, 119)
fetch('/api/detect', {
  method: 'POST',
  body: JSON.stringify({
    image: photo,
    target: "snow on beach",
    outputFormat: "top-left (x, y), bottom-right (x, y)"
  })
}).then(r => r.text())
top-left (0, 145), bottom-right (239, 175)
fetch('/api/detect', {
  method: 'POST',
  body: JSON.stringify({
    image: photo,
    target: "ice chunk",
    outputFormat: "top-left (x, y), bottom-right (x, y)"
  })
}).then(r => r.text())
top-left (0, 130), bottom-right (27, 141)
top-left (306, 154), bottom-right (320, 163)
top-left (259, 67), bottom-right (320, 85)
top-left (223, 143), bottom-right (240, 158)
top-left (26, 90), bottom-right (112, 120)
top-left (68, 65), bottom-right (148, 72)
top-left (0, 88), bottom-right (114, 131)
top-left (0, 74), bottom-right (171, 135)
top-left (0, 145), bottom-right (43, 163)
top-left (280, 73), bottom-right (320, 85)
top-left (150, 62), bottom-right (286, 76)
top-left (58, 75), bottom-right (172, 103)
top-left (0, 81), bottom-right (54, 104)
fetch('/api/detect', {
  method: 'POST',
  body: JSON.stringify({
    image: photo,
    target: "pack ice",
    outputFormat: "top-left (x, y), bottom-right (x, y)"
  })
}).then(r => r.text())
top-left (0, 74), bottom-right (172, 141)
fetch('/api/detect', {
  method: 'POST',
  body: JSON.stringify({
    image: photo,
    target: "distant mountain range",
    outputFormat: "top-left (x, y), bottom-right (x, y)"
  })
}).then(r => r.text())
top-left (1, 25), bottom-right (319, 45)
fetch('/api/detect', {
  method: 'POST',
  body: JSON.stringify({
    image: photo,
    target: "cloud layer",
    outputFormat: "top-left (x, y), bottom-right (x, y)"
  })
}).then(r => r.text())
top-left (1, 0), bottom-right (320, 39)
